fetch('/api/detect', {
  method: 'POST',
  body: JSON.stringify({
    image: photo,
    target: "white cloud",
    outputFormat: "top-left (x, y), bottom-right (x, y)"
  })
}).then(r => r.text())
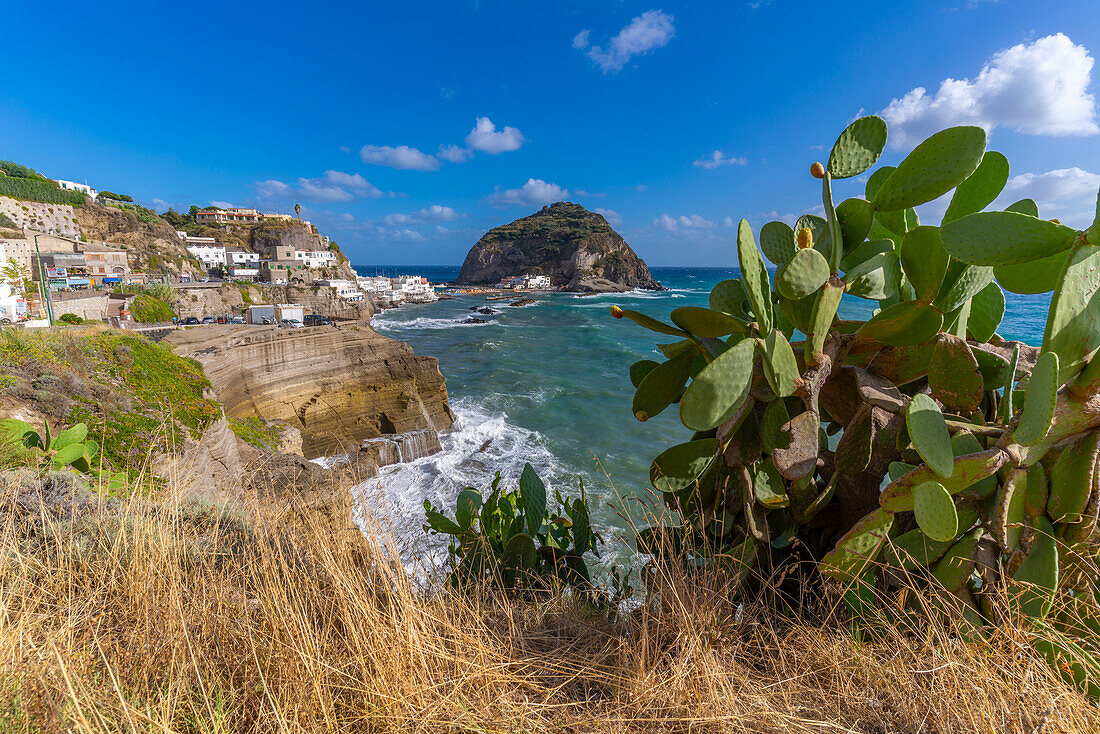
top-left (594, 207), bottom-right (622, 225)
top-left (437, 144), bottom-right (473, 163)
top-left (389, 229), bottom-right (426, 242)
top-left (486, 178), bottom-right (568, 207)
top-left (694, 150), bottom-right (748, 169)
top-left (993, 167), bottom-right (1100, 227)
top-left (723, 216), bottom-right (734, 227)
top-left (359, 144), bottom-right (441, 171)
top-left (210, 200), bottom-right (233, 209)
top-left (383, 205), bottom-right (462, 226)
top-left (255, 170), bottom-right (385, 203)
top-left (465, 117), bottom-right (525, 154)
top-left (881, 33), bottom-right (1098, 148)
top-left (151, 198), bottom-right (172, 211)
top-left (653, 213), bottom-right (716, 232)
top-left (338, 145), bottom-right (350, 153)
top-left (574, 10), bottom-right (675, 74)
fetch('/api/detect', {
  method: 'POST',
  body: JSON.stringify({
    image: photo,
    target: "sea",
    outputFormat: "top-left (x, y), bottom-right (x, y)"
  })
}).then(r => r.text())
top-left (352, 265), bottom-right (1052, 572)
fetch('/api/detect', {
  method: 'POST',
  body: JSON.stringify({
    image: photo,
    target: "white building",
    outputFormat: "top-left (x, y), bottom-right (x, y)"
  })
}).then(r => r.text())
top-left (499, 274), bottom-right (550, 290)
top-left (357, 275), bottom-right (392, 294)
top-left (186, 242), bottom-right (226, 269)
top-left (55, 180), bottom-right (98, 199)
top-left (317, 279), bottom-right (365, 302)
top-left (294, 249), bottom-right (337, 269)
top-left (226, 249), bottom-right (260, 266)
top-left (526, 275), bottom-right (552, 290)
top-left (395, 275), bottom-right (437, 302)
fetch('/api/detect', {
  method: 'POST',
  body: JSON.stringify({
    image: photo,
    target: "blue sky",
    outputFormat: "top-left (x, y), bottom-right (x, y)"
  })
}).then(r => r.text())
top-left (3, 0), bottom-right (1100, 266)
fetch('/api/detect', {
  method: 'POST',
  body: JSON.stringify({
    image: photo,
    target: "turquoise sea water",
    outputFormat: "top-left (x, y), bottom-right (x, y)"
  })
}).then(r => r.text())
top-left (354, 265), bottom-right (1052, 565)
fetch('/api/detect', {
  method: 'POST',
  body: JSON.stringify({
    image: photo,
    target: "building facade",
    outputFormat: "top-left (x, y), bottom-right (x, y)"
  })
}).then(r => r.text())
top-left (294, 250), bottom-right (336, 269)
top-left (55, 180), bottom-right (98, 199)
top-left (195, 207), bottom-right (262, 224)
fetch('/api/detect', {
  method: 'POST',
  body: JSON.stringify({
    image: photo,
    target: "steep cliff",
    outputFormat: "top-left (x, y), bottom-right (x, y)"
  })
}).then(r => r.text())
top-left (166, 325), bottom-right (454, 459)
top-left (73, 200), bottom-right (204, 278)
top-left (174, 283), bottom-right (374, 321)
top-left (457, 202), bottom-right (660, 292)
top-left (249, 220), bottom-right (360, 281)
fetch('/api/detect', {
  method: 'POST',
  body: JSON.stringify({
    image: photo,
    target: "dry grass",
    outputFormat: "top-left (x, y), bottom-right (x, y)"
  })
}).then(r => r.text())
top-left (0, 472), bottom-right (1097, 734)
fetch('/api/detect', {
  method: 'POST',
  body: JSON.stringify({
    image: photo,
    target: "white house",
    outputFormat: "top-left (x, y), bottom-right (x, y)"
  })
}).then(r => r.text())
top-left (55, 180), bottom-right (98, 199)
top-left (317, 279), bottom-right (365, 302)
top-left (526, 275), bottom-right (552, 290)
top-left (186, 243), bottom-right (226, 269)
top-left (357, 275), bottom-right (392, 294)
top-left (226, 249), bottom-right (259, 265)
top-left (294, 250), bottom-right (337, 269)
top-left (394, 275), bottom-right (436, 301)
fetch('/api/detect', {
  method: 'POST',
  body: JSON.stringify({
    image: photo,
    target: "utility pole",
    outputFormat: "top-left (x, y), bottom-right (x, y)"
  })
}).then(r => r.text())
top-left (33, 235), bottom-right (54, 326)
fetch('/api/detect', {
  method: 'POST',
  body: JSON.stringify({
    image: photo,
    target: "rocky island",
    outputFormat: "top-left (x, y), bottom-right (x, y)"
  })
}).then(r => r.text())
top-left (456, 201), bottom-right (660, 293)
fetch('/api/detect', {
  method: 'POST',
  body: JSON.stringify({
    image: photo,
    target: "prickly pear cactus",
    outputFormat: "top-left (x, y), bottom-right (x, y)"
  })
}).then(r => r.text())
top-left (615, 115), bottom-right (1100, 686)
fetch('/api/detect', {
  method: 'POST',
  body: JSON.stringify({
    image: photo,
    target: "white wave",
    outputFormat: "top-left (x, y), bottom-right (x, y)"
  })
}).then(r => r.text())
top-left (372, 315), bottom-right (503, 331)
top-left (350, 398), bottom-right (573, 572)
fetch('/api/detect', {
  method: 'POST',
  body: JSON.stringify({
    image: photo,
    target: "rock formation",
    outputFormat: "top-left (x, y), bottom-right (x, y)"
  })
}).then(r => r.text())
top-left (166, 325), bottom-right (454, 459)
top-left (457, 201), bottom-right (660, 292)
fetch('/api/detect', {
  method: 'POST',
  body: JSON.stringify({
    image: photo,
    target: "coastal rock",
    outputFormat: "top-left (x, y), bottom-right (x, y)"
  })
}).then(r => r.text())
top-left (456, 201), bottom-right (660, 292)
top-left (174, 283), bottom-right (374, 322)
top-left (166, 325), bottom-right (454, 459)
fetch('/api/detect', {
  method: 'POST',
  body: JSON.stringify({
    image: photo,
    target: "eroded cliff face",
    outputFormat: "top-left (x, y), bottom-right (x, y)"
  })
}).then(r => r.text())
top-left (74, 201), bottom-right (203, 278)
top-left (457, 201), bottom-right (660, 292)
top-left (174, 283), bottom-right (374, 321)
top-left (166, 325), bottom-right (454, 459)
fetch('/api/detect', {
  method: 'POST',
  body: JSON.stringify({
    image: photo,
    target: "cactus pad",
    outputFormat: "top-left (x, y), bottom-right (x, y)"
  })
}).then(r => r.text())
top-left (752, 459), bottom-right (789, 508)
top-left (1042, 240), bottom-right (1100, 386)
top-left (629, 359), bottom-right (659, 387)
top-left (899, 226), bottom-right (950, 303)
top-left (943, 150), bottom-right (1010, 224)
top-left (840, 238), bottom-right (895, 273)
top-left (1012, 351), bottom-right (1058, 446)
top-left (859, 301), bottom-right (944, 347)
top-left (503, 533), bottom-right (538, 568)
top-left (907, 394), bottom-right (954, 479)
top-left (836, 197), bottom-right (874, 253)
top-left (632, 351), bottom-right (694, 420)
top-left (670, 306), bottom-right (750, 338)
top-left (994, 251), bottom-right (1068, 294)
top-left (820, 507), bottom-right (893, 582)
top-left (967, 282), bottom-right (1006, 343)
top-left (884, 529), bottom-right (954, 570)
top-left (1011, 516), bottom-right (1059, 619)
top-left (927, 334), bottom-right (984, 413)
top-left (796, 214), bottom-right (833, 260)
top-left (776, 246), bottom-right (830, 300)
top-left (807, 282), bottom-right (843, 360)
top-left (880, 448), bottom-right (1008, 512)
top-left (827, 115), bottom-right (887, 179)
top-left (737, 219), bottom-right (773, 333)
top-left (931, 530), bottom-right (983, 593)
top-left (621, 308), bottom-right (688, 337)
top-left (650, 438), bottom-right (720, 495)
top-left (941, 211), bottom-right (1079, 266)
top-left (934, 262), bottom-right (995, 313)
top-left (914, 481), bottom-right (959, 541)
top-left (709, 278), bottom-right (752, 319)
top-left (1005, 198), bottom-right (1039, 216)
top-left (760, 329), bottom-right (798, 398)
top-left (1024, 462), bottom-right (1049, 517)
top-left (872, 126), bottom-right (986, 212)
top-left (759, 221), bottom-right (796, 266)
top-left (995, 469), bottom-right (1028, 552)
top-left (843, 252), bottom-right (901, 300)
top-left (679, 338), bottom-right (756, 431)
top-left (1047, 431), bottom-right (1100, 523)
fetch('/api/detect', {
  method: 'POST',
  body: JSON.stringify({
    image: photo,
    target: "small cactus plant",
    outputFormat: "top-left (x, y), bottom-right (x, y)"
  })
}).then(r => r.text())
top-left (616, 115), bottom-right (1100, 695)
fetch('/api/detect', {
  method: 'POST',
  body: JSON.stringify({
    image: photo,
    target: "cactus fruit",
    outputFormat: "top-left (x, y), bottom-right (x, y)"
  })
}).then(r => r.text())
top-left (1012, 351), bottom-right (1059, 446)
top-left (610, 305), bottom-right (624, 319)
top-left (914, 480), bottom-right (959, 541)
top-left (810, 161), bottom-right (825, 179)
top-left (827, 115), bottom-right (888, 180)
top-left (796, 214), bottom-right (833, 260)
top-left (796, 227), bottom-right (814, 250)
top-left (942, 151), bottom-right (1010, 224)
top-left (679, 338), bottom-right (756, 431)
top-left (872, 126), bottom-right (986, 212)
top-left (736, 219), bottom-right (773, 333)
top-left (777, 247), bottom-right (829, 300)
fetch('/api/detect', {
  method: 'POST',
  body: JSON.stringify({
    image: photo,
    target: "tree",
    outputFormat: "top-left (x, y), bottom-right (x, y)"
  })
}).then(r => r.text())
top-left (161, 208), bottom-right (185, 228)
top-left (0, 258), bottom-right (35, 299)
top-left (188, 205), bottom-right (200, 220)
top-left (295, 203), bottom-right (301, 220)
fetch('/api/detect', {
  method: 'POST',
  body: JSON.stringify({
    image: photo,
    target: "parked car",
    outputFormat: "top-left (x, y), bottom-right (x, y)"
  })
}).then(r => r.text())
top-left (304, 314), bottom-right (333, 327)
top-left (182, 317), bottom-right (200, 326)
top-left (216, 316), bottom-right (228, 324)
top-left (201, 316), bottom-right (217, 325)
top-left (278, 319), bottom-right (305, 329)
top-left (229, 316), bottom-right (244, 324)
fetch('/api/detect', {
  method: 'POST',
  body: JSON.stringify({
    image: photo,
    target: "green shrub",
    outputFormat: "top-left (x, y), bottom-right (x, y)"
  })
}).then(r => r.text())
top-left (228, 416), bottom-right (283, 453)
top-left (0, 212), bottom-right (17, 229)
top-left (129, 295), bottom-right (174, 323)
top-left (0, 175), bottom-right (85, 206)
top-left (0, 160), bottom-right (51, 182)
top-left (58, 313), bottom-right (84, 325)
top-left (98, 191), bottom-right (133, 202)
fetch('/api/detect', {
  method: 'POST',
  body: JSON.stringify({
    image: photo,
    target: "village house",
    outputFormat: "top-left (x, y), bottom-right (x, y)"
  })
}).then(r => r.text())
top-left (316, 279), bottom-right (365, 302)
top-left (55, 180), bottom-right (98, 199)
top-left (195, 207), bottom-right (262, 225)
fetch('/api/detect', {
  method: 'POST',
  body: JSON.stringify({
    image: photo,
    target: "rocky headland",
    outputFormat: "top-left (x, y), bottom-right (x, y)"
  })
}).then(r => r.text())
top-left (456, 201), bottom-right (660, 293)
top-left (166, 324), bottom-right (454, 460)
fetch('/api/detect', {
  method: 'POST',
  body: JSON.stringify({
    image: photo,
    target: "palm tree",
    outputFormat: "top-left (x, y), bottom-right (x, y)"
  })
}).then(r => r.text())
top-left (294, 203), bottom-right (301, 220)
top-left (0, 258), bottom-right (34, 298)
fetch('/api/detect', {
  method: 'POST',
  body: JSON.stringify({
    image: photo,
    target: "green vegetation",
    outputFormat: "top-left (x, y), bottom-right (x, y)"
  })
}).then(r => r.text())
top-left (424, 463), bottom-right (629, 600)
top-left (615, 116), bottom-right (1100, 694)
top-left (0, 328), bottom-right (219, 472)
top-left (98, 190), bottom-right (133, 202)
top-left (0, 159), bottom-right (51, 182)
top-left (0, 212), bottom-right (16, 229)
top-left (0, 419), bottom-right (127, 488)
top-left (58, 313), bottom-right (85, 325)
top-left (129, 294), bottom-right (174, 322)
top-left (0, 174), bottom-right (85, 206)
top-left (228, 416), bottom-right (283, 453)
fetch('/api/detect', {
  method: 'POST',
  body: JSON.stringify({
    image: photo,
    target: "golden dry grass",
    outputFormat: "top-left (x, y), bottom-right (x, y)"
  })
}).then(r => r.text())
top-left (0, 474), bottom-right (1098, 734)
